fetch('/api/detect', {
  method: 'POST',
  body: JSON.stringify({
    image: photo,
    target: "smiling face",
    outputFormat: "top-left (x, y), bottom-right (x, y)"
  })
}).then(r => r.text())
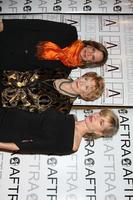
top-left (85, 112), bottom-right (111, 136)
top-left (71, 76), bottom-right (96, 98)
top-left (70, 72), bottom-right (104, 101)
top-left (80, 45), bottom-right (104, 64)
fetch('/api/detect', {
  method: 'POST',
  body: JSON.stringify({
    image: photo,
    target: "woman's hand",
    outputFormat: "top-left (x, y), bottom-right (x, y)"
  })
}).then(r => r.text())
top-left (0, 142), bottom-right (19, 151)
top-left (0, 19), bottom-right (3, 32)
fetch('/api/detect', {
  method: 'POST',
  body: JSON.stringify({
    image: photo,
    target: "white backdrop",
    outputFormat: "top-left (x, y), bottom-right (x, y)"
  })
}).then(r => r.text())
top-left (0, 0), bottom-right (133, 14)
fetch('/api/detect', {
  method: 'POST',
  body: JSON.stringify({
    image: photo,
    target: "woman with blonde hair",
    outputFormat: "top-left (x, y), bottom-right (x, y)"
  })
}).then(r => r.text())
top-left (84, 109), bottom-right (119, 140)
top-left (0, 107), bottom-right (119, 155)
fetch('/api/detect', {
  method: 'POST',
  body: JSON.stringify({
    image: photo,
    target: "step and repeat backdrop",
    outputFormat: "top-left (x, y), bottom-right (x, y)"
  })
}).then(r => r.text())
top-left (0, 0), bottom-right (133, 14)
top-left (0, 108), bottom-right (133, 200)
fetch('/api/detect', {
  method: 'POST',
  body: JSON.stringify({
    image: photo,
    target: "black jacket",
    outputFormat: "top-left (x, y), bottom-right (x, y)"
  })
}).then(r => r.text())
top-left (0, 19), bottom-right (78, 76)
top-left (0, 107), bottom-right (75, 155)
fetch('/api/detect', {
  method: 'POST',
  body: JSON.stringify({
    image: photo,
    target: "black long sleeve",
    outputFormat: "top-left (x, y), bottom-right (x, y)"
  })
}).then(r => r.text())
top-left (3, 19), bottom-right (77, 33)
top-left (0, 107), bottom-right (75, 155)
top-left (3, 19), bottom-right (78, 47)
top-left (0, 19), bottom-right (78, 71)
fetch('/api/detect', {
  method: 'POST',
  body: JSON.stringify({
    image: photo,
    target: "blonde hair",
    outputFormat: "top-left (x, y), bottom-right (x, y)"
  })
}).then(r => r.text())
top-left (84, 109), bottom-right (119, 140)
top-left (100, 109), bottom-right (119, 137)
top-left (80, 72), bottom-right (105, 101)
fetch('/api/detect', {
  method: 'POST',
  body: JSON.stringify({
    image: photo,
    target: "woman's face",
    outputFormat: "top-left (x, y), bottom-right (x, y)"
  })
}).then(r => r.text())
top-left (85, 112), bottom-right (111, 136)
top-left (71, 76), bottom-right (96, 97)
top-left (80, 45), bottom-right (103, 64)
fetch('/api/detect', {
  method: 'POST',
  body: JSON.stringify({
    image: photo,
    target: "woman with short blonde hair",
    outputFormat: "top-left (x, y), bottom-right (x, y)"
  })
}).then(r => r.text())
top-left (0, 107), bottom-right (119, 155)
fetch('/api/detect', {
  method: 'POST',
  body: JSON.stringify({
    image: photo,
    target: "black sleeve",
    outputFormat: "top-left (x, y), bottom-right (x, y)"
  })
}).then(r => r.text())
top-left (0, 107), bottom-right (54, 154)
top-left (28, 60), bottom-right (73, 75)
top-left (3, 19), bottom-right (77, 33)
top-left (3, 19), bottom-right (78, 48)
top-left (0, 107), bottom-right (43, 134)
top-left (0, 107), bottom-right (74, 155)
top-left (16, 138), bottom-right (57, 154)
top-left (0, 107), bottom-right (55, 141)
top-left (16, 139), bottom-right (74, 155)
top-left (0, 60), bottom-right (73, 74)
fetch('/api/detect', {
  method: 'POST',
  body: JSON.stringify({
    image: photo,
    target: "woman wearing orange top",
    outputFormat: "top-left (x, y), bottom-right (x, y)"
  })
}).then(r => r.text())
top-left (0, 19), bottom-right (108, 76)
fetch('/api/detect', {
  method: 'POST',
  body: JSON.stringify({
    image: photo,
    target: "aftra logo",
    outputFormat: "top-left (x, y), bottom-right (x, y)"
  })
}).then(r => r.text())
top-left (10, 157), bottom-right (20, 166)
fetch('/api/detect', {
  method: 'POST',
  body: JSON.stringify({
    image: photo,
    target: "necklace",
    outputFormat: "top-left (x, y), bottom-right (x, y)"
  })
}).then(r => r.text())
top-left (54, 79), bottom-right (77, 98)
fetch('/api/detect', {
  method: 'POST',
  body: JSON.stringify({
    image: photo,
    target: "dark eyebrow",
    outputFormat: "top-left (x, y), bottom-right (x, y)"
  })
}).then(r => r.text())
top-left (92, 55), bottom-right (95, 62)
top-left (93, 47), bottom-right (95, 52)
top-left (100, 119), bottom-right (104, 127)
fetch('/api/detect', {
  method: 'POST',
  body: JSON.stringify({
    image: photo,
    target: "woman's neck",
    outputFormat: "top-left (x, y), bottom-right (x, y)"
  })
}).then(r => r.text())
top-left (53, 79), bottom-right (78, 97)
top-left (75, 120), bottom-right (89, 138)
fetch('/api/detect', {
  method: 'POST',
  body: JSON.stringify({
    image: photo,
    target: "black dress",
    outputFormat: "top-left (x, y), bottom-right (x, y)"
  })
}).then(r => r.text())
top-left (0, 19), bottom-right (78, 75)
top-left (0, 68), bottom-right (75, 114)
top-left (0, 107), bottom-right (75, 155)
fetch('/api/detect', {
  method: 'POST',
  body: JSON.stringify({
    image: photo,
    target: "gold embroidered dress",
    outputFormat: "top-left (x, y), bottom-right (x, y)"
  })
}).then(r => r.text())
top-left (1, 69), bottom-right (74, 114)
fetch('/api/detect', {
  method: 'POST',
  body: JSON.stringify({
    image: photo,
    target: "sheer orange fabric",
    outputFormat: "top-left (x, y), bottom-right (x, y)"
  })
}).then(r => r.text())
top-left (36, 40), bottom-right (84, 68)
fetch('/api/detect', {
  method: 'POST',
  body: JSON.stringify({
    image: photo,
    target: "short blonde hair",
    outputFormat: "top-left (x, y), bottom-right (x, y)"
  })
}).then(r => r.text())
top-left (80, 72), bottom-right (105, 101)
top-left (100, 109), bottom-right (119, 137)
top-left (84, 109), bottom-right (119, 140)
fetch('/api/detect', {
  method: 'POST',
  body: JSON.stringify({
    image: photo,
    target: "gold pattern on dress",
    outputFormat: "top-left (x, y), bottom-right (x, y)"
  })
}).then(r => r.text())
top-left (1, 69), bottom-right (73, 113)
